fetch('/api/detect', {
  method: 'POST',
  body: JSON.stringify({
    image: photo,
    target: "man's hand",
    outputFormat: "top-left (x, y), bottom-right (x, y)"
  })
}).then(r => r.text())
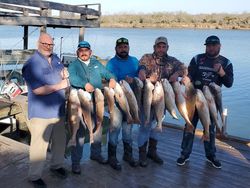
top-left (138, 69), bottom-right (146, 81)
top-left (149, 73), bottom-right (158, 83)
top-left (61, 67), bottom-right (69, 79)
top-left (85, 83), bottom-right (95, 92)
top-left (181, 76), bottom-right (191, 86)
top-left (169, 72), bottom-right (179, 83)
top-left (125, 76), bottom-right (134, 84)
top-left (214, 63), bottom-right (225, 77)
top-left (109, 78), bottom-right (116, 89)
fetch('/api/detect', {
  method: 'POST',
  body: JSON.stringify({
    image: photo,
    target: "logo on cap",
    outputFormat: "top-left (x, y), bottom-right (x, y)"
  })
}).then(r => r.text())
top-left (204, 35), bottom-right (220, 45)
top-left (78, 41), bottom-right (91, 49)
top-left (116, 37), bottom-right (129, 46)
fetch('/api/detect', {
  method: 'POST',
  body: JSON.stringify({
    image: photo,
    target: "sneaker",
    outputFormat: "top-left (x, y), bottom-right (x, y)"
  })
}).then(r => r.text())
top-left (206, 156), bottom-right (222, 169)
top-left (176, 156), bottom-right (189, 166)
top-left (72, 164), bottom-right (81, 175)
top-left (50, 167), bottom-right (68, 179)
top-left (30, 178), bottom-right (47, 188)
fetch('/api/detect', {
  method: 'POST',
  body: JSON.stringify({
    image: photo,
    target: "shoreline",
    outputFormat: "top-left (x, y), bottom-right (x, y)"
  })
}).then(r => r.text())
top-left (101, 12), bottom-right (250, 30)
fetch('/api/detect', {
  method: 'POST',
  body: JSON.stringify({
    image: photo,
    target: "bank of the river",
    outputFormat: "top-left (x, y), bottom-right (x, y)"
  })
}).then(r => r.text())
top-left (101, 12), bottom-right (250, 30)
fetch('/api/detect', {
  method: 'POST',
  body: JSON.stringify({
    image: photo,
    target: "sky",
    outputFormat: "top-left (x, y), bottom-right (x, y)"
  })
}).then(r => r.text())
top-left (48, 0), bottom-right (250, 15)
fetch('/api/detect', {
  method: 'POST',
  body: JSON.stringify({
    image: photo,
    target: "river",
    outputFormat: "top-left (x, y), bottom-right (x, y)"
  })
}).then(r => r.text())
top-left (0, 26), bottom-right (249, 139)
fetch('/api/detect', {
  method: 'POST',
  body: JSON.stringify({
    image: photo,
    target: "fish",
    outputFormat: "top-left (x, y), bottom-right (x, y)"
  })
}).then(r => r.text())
top-left (184, 81), bottom-right (196, 121)
top-left (113, 82), bottom-right (133, 124)
top-left (209, 82), bottom-right (224, 127)
top-left (120, 80), bottom-right (140, 124)
top-left (67, 89), bottom-right (83, 147)
top-left (195, 89), bottom-right (210, 141)
top-left (93, 88), bottom-right (104, 136)
top-left (203, 85), bottom-right (222, 135)
top-left (132, 77), bottom-right (144, 112)
top-left (103, 87), bottom-right (123, 131)
top-left (152, 81), bottom-right (165, 131)
top-left (78, 89), bottom-right (94, 144)
top-left (161, 78), bottom-right (178, 119)
top-left (143, 79), bottom-right (154, 124)
top-left (172, 81), bottom-right (194, 132)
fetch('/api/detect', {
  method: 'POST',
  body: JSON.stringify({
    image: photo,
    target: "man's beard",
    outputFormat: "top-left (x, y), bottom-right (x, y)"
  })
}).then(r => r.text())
top-left (117, 52), bottom-right (128, 59)
top-left (206, 49), bottom-right (220, 58)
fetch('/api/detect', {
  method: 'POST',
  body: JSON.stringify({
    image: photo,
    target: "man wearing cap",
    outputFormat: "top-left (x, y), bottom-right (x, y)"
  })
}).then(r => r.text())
top-left (106, 37), bottom-right (139, 170)
top-left (138, 36), bottom-right (187, 167)
top-left (176, 35), bottom-right (234, 169)
top-left (68, 40), bottom-right (116, 174)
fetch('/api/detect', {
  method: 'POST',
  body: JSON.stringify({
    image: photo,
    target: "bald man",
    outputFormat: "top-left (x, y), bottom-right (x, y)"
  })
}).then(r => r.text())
top-left (22, 33), bottom-right (70, 187)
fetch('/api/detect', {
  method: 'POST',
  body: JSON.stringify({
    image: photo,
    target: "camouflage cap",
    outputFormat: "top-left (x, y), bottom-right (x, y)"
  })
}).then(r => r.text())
top-left (155, 36), bottom-right (168, 45)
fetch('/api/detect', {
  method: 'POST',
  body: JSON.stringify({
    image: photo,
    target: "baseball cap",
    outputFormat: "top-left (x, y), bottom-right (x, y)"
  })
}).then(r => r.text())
top-left (116, 37), bottom-right (129, 46)
top-left (77, 41), bottom-right (91, 49)
top-left (155, 36), bottom-right (168, 45)
top-left (204, 35), bottom-right (220, 45)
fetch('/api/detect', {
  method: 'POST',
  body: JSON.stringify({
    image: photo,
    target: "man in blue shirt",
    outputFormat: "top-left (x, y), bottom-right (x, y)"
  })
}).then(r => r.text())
top-left (22, 33), bottom-right (70, 187)
top-left (68, 41), bottom-right (116, 174)
top-left (106, 37), bottom-right (139, 170)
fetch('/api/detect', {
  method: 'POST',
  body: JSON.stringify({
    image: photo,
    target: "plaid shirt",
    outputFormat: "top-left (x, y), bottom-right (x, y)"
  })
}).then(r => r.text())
top-left (139, 53), bottom-right (187, 80)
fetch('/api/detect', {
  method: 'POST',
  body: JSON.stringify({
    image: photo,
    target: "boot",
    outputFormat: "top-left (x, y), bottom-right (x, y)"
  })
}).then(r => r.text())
top-left (108, 143), bottom-right (122, 171)
top-left (147, 138), bottom-right (163, 165)
top-left (123, 141), bottom-right (138, 167)
top-left (139, 141), bottom-right (148, 167)
top-left (90, 142), bottom-right (108, 164)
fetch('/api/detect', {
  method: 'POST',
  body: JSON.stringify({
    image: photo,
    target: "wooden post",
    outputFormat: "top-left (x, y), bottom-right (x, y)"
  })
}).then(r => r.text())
top-left (79, 27), bottom-right (84, 42)
top-left (40, 25), bottom-right (47, 33)
top-left (23, 26), bottom-right (28, 50)
top-left (79, 13), bottom-right (86, 42)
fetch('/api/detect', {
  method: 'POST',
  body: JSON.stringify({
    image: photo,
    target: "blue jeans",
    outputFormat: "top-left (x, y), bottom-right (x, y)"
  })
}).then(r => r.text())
top-left (137, 108), bottom-right (160, 147)
top-left (71, 121), bottom-right (103, 165)
top-left (180, 110), bottom-right (216, 158)
top-left (109, 121), bottom-right (133, 146)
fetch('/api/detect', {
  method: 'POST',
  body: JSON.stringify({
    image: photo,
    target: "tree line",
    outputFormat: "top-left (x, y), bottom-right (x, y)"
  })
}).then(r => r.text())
top-left (101, 12), bottom-right (250, 30)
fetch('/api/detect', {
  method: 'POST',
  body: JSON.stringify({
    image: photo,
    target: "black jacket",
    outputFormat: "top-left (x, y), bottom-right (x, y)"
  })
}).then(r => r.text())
top-left (188, 53), bottom-right (234, 89)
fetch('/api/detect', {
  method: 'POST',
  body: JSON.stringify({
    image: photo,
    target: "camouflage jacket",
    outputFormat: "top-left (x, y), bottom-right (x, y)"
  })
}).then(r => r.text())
top-left (139, 53), bottom-right (187, 81)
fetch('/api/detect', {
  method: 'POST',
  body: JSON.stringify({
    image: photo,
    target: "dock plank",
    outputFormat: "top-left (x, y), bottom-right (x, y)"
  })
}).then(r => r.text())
top-left (0, 126), bottom-right (249, 188)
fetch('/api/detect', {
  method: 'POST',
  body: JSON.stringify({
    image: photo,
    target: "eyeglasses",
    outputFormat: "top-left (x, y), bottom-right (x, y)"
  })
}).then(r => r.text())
top-left (40, 42), bottom-right (55, 48)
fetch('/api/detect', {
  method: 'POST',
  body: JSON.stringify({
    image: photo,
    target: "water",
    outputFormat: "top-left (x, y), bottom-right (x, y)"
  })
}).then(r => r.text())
top-left (0, 26), bottom-right (249, 139)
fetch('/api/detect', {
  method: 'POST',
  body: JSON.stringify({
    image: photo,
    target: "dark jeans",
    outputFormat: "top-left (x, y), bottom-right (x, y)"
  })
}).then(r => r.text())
top-left (180, 110), bottom-right (216, 158)
top-left (109, 121), bottom-right (133, 146)
top-left (71, 121), bottom-right (103, 165)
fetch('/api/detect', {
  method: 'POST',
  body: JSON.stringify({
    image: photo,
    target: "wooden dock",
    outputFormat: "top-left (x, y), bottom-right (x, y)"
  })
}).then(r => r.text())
top-left (0, 126), bottom-right (249, 188)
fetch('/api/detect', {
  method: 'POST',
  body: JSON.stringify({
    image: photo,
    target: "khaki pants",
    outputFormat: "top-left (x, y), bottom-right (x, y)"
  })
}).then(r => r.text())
top-left (28, 117), bottom-right (66, 181)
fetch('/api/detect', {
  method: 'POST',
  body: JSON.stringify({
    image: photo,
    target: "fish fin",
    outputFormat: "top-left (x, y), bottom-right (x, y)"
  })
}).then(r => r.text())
top-left (186, 122), bottom-right (194, 132)
top-left (201, 134), bottom-right (210, 142)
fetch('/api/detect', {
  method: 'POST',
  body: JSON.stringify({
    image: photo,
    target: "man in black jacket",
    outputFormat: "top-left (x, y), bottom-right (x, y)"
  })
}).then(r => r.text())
top-left (176, 35), bottom-right (234, 169)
